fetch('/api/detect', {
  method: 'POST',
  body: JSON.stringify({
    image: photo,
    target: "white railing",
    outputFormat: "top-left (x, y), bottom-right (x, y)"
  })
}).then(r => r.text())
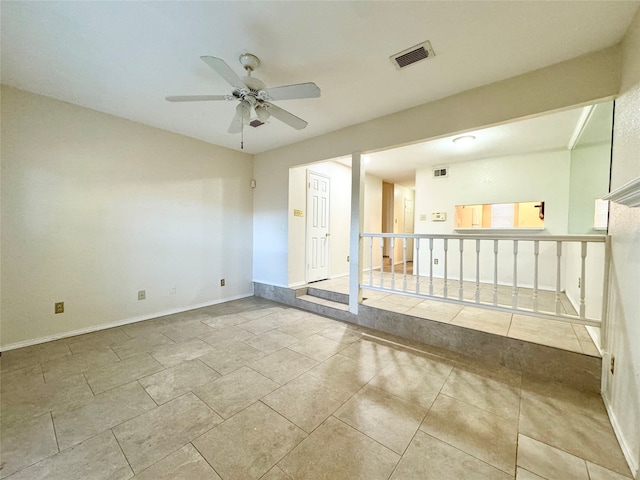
top-left (360, 233), bottom-right (609, 327)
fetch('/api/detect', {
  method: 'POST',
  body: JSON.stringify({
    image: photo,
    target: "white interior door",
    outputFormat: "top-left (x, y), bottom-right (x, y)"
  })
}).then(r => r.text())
top-left (306, 171), bottom-right (330, 282)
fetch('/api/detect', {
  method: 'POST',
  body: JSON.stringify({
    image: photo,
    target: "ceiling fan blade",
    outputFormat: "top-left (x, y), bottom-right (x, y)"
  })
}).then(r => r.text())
top-left (265, 82), bottom-right (321, 101)
top-left (265, 102), bottom-right (308, 130)
top-left (201, 56), bottom-right (246, 90)
top-left (165, 95), bottom-right (234, 102)
top-left (228, 112), bottom-right (243, 134)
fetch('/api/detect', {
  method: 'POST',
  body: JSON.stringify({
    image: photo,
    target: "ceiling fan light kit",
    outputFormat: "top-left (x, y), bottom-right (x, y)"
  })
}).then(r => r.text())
top-left (166, 53), bottom-right (321, 149)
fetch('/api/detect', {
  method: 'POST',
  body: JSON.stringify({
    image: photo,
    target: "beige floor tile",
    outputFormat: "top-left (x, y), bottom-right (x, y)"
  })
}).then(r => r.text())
top-left (194, 402), bottom-right (306, 480)
top-left (161, 320), bottom-right (216, 343)
top-left (580, 339), bottom-right (600, 356)
top-left (0, 364), bottom-right (44, 392)
top-left (150, 338), bottom-right (214, 367)
top-left (368, 359), bottom-right (448, 410)
top-left (193, 366), bottom-right (279, 418)
top-left (516, 467), bottom-right (547, 479)
top-left (243, 330), bottom-right (299, 354)
top-left (338, 338), bottom-right (400, 370)
top-left (236, 314), bottom-right (286, 334)
top-left (519, 392), bottom-right (631, 477)
top-left (390, 430), bottom-right (512, 480)
top-left (262, 372), bottom-right (350, 433)
top-left (317, 323), bottom-right (365, 345)
top-left (201, 313), bottom-right (248, 329)
top-left (113, 392), bottom-right (222, 473)
top-left (1, 372), bottom-right (94, 422)
top-left (238, 307), bottom-right (286, 320)
top-left (110, 332), bottom-right (175, 360)
top-left (121, 318), bottom-right (172, 339)
top-left (0, 340), bottom-right (71, 373)
top-left (198, 325), bottom-right (255, 347)
top-left (420, 394), bottom-right (518, 474)
top-left (132, 443), bottom-right (221, 480)
top-left (287, 334), bottom-right (347, 362)
top-left (0, 412), bottom-right (58, 478)
top-left (451, 307), bottom-right (513, 336)
top-left (6, 430), bottom-right (132, 480)
top-left (249, 349), bottom-right (318, 384)
top-left (508, 315), bottom-right (582, 352)
top-left (260, 466), bottom-right (292, 480)
top-left (138, 359), bottom-right (220, 404)
top-left (520, 376), bottom-right (606, 419)
top-left (197, 341), bottom-right (265, 375)
top-left (441, 365), bottom-right (521, 419)
top-left (277, 319), bottom-right (327, 340)
top-left (41, 346), bottom-right (120, 381)
top-left (517, 434), bottom-right (589, 480)
top-left (67, 328), bottom-right (130, 354)
top-left (279, 416), bottom-right (399, 480)
top-left (306, 353), bottom-right (379, 395)
top-left (586, 462), bottom-right (634, 480)
top-left (53, 381), bottom-right (156, 450)
top-left (85, 353), bottom-right (164, 394)
top-left (334, 385), bottom-right (426, 454)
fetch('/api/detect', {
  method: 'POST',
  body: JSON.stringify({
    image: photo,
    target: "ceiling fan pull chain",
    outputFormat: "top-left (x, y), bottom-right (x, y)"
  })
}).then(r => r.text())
top-left (241, 121), bottom-right (244, 150)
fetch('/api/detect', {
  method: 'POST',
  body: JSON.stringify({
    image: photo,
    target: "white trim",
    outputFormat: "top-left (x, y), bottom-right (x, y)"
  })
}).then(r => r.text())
top-left (0, 293), bottom-right (252, 352)
top-left (454, 228), bottom-right (546, 234)
top-left (602, 394), bottom-right (639, 479)
top-left (568, 105), bottom-right (595, 150)
top-left (602, 176), bottom-right (640, 208)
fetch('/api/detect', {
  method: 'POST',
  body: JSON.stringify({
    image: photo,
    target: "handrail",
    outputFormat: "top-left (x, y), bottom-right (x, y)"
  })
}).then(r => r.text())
top-left (362, 232), bottom-right (606, 242)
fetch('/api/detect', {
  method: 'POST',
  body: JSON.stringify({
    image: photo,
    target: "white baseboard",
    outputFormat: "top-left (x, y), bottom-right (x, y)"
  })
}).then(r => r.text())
top-left (602, 394), bottom-right (639, 479)
top-left (0, 293), bottom-right (253, 352)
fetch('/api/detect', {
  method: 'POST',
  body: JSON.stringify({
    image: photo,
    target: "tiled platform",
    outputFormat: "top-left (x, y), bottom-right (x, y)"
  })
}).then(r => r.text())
top-left (311, 275), bottom-right (601, 356)
top-left (0, 297), bottom-right (632, 479)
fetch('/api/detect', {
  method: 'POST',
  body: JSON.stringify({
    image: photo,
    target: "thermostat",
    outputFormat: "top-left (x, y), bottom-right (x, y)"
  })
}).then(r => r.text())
top-left (432, 212), bottom-right (446, 221)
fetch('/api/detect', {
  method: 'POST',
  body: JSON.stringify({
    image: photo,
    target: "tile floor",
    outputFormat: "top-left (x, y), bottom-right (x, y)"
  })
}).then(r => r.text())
top-left (311, 275), bottom-right (601, 356)
top-left (1, 297), bottom-right (630, 480)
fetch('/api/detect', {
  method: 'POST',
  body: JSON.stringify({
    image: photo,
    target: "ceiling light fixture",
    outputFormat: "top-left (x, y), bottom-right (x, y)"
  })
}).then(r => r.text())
top-left (452, 135), bottom-right (476, 147)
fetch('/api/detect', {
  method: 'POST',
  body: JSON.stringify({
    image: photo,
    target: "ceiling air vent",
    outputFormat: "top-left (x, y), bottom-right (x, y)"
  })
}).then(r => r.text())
top-left (433, 167), bottom-right (448, 178)
top-left (249, 119), bottom-right (264, 128)
top-left (391, 41), bottom-right (435, 69)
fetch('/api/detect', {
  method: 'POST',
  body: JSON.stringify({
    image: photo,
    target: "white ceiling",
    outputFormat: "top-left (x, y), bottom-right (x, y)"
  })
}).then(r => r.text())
top-left (1, 1), bottom-right (638, 155)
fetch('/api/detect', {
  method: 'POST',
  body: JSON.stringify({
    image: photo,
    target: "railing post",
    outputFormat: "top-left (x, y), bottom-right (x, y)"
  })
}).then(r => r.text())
top-left (429, 238), bottom-right (434, 296)
top-left (555, 241), bottom-right (562, 315)
top-left (493, 240), bottom-right (499, 305)
top-left (403, 237), bottom-right (407, 292)
top-left (391, 237), bottom-right (395, 290)
top-left (533, 240), bottom-right (540, 312)
top-left (459, 238), bottom-right (464, 301)
top-left (379, 237), bottom-right (384, 288)
top-left (475, 239), bottom-right (481, 303)
top-left (416, 238), bottom-right (421, 294)
top-left (580, 241), bottom-right (587, 318)
top-left (512, 240), bottom-right (518, 309)
top-left (443, 238), bottom-right (449, 298)
top-left (369, 236), bottom-right (373, 287)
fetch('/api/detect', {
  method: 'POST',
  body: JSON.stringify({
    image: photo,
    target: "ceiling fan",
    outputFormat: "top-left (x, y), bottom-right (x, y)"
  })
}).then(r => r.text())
top-left (166, 53), bottom-right (321, 146)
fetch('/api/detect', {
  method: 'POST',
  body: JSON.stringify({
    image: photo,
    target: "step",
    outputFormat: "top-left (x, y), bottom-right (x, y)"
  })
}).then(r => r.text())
top-left (305, 287), bottom-right (349, 305)
top-left (297, 294), bottom-right (349, 311)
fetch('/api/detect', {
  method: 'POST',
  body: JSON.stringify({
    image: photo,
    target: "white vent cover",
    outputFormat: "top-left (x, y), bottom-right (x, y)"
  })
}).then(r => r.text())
top-left (391, 41), bottom-right (435, 69)
top-left (433, 167), bottom-right (448, 178)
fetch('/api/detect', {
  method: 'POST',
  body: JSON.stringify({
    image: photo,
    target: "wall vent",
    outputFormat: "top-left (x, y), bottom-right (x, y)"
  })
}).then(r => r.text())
top-left (249, 119), bottom-right (264, 128)
top-left (433, 167), bottom-right (448, 178)
top-left (391, 41), bottom-right (435, 69)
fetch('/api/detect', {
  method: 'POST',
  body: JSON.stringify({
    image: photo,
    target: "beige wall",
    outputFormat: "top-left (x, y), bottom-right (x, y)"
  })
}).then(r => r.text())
top-left (1, 87), bottom-right (254, 348)
top-left (604, 8), bottom-right (640, 478)
top-left (253, 46), bottom-right (621, 287)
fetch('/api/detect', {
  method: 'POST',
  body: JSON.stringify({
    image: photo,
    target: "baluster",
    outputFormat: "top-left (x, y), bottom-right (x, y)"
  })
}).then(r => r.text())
top-left (416, 238), bottom-right (421, 294)
top-left (475, 239), bottom-right (481, 303)
top-left (580, 241), bottom-right (587, 318)
top-left (369, 236), bottom-right (373, 286)
top-left (403, 237), bottom-right (407, 292)
top-left (459, 239), bottom-right (464, 301)
top-left (443, 238), bottom-right (449, 298)
top-left (391, 237), bottom-right (395, 290)
top-left (555, 241), bottom-right (562, 314)
top-left (379, 237), bottom-right (384, 288)
top-left (493, 240), bottom-right (499, 305)
top-left (429, 238), bottom-right (434, 296)
top-left (512, 240), bottom-right (518, 309)
top-left (533, 240), bottom-right (539, 312)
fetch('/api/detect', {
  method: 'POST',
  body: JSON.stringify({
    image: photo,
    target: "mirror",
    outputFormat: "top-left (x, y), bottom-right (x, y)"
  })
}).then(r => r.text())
top-left (455, 202), bottom-right (544, 229)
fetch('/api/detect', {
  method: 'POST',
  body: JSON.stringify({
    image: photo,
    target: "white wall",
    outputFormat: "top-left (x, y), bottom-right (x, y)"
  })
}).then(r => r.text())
top-left (603, 8), bottom-right (640, 478)
top-left (414, 150), bottom-right (571, 289)
top-left (253, 46), bottom-right (620, 288)
top-left (287, 161), bottom-right (382, 286)
top-left (0, 86), bottom-right (254, 349)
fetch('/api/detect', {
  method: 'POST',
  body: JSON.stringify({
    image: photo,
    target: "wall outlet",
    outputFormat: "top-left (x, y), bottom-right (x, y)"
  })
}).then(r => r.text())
top-left (347, 255), bottom-right (350, 262)
top-left (434, 258), bottom-right (439, 265)
top-left (578, 277), bottom-right (581, 289)
top-left (220, 279), bottom-right (225, 287)
top-left (610, 355), bottom-right (615, 375)
top-left (138, 290), bottom-right (146, 300)
top-left (55, 302), bottom-right (64, 314)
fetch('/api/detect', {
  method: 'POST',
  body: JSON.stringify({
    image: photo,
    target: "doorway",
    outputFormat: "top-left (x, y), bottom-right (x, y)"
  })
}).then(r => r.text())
top-left (306, 171), bottom-right (331, 282)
